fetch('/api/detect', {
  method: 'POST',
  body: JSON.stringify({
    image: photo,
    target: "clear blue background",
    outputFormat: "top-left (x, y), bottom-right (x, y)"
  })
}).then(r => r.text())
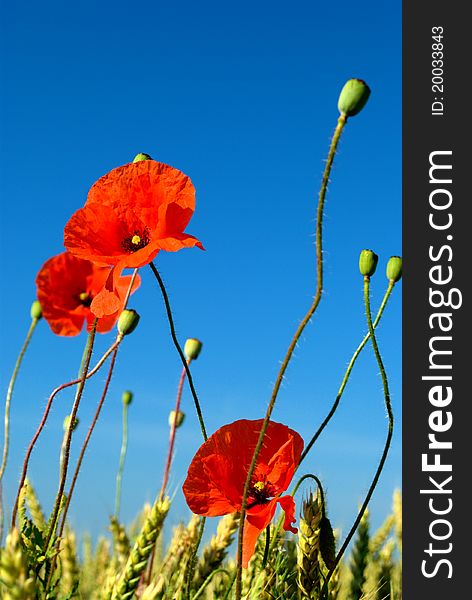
top-left (0, 0), bottom-right (401, 545)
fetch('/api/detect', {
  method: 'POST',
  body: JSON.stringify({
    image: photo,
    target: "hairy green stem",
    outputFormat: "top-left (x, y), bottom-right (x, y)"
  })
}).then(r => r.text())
top-left (61, 342), bottom-right (121, 537)
top-left (320, 276), bottom-right (394, 599)
top-left (235, 114), bottom-right (347, 599)
top-left (160, 360), bottom-right (190, 500)
top-left (186, 516), bottom-right (207, 600)
top-left (299, 280), bottom-right (395, 465)
top-left (45, 320), bottom-right (98, 550)
top-left (0, 318), bottom-right (39, 484)
top-left (149, 262), bottom-right (207, 442)
top-left (115, 387), bottom-right (129, 519)
top-left (146, 359), bottom-right (192, 585)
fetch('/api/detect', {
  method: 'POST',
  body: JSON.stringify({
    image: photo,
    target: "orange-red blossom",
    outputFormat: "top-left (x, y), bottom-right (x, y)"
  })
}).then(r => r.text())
top-left (64, 159), bottom-right (203, 317)
top-left (183, 419), bottom-right (304, 567)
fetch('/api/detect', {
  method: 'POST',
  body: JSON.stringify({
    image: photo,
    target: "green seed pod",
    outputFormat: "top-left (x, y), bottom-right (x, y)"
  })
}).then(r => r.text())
top-left (319, 516), bottom-right (336, 571)
top-left (133, 152), bottom-right (152, 163)
top-left (30, 300), bottom-right (43, 320)
top-left (184, 338), bottom-right (203, 360)
top-left (122, 390), bottom-right (133, 406)
top-left (117, 309), bottom-right (140, 336)
top-left (168, 410), bottom-right (185, 428)
top-left (359, 249), bottom-right (379, 277)
top-left (63, 415), bottom-right (79, 432)
top-left (386, 256), bottom-right (403, 282)
top-left (338, 79), bottom-right (371, 117)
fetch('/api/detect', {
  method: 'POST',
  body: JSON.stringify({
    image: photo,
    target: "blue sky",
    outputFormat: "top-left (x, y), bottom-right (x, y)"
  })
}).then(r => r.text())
top-left (0, 0), bottom-right (401, 543)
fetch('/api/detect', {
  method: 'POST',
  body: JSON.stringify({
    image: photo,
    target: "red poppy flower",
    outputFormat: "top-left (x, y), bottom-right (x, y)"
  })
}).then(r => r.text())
top-left (183, 419), bottom-right (304, 567)
top-left (36, 251), bottom-right (140, 336)
top-left (64, 160), bottom-right (203, 318)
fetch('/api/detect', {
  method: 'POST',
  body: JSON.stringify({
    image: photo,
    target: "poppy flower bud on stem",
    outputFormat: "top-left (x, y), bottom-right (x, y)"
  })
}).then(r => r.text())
top-left (168, 410), bottom-right (185, 429)
top-left (30, 300), bottom-right (42, 321)
top-left (122, 390), bottom-right (133, 406)
top-left (184, 338), bottom-right (203, 361)
top-left (386, 256), bottom-right (403, 283)
top-left (117, 309), bottom-right (140, 336)
top-left (338, 79), bottom-right (371, 117)
top-left (133, 152), bottom-right (152, 163)
top-left (359, 249), bottom-right (379, 278)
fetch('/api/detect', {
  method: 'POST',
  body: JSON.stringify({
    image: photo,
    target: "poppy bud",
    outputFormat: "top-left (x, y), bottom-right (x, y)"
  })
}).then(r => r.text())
top-left (117, 309), bottom-right (140, 336)
top-left (63, 415), bottom-right (79, 432)
top-left (359, 249), bottom-right (378, 277)
top-left (338, 79), bottom-right (371, 117)
top-left (30, 300), bottom-right (43, 321)
top-left (184, 338), bottom-right (203, 360)
top-left (122, 390), bottom-right (133, 406)
top-left (319, 516), bottom-right (336, 570)
top-left (133, 152), bottom-right (152, 163)
top-left (168, 410), bottom-right (185, 428)
top-left (386, 256), bottom-right (403, 282)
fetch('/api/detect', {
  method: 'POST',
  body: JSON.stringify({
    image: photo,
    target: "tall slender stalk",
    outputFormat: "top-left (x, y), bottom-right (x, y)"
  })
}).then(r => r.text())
top-left (0, 317), bottom-right (40, 484)
top-left (160, 360), bottom-right (190, 500)
top-left (149, 262), bottom-right (207, 442)
top-left (60, 343), bottom-right (121, 537)
top-left (298, 280), bottom-right (396, 466)
top-left (319, 275), bottom-right (394, 599)
top-left (115, 386), bottom-right (130, 520)
top-left (234, 114), bottom-right (347, 599)
top-left (44, 320), bottom-right (98, 549)
top-left (11, 336), bottom-right (121, 528)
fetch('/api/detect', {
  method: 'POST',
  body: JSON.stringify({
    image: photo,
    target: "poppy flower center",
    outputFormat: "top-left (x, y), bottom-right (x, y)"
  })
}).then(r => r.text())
top-left (121, 228), bottom-right (151, 253)
top-left (78, 291), bottom-right (92, 307)
top-left (247, 479), bottom-right (276, 508)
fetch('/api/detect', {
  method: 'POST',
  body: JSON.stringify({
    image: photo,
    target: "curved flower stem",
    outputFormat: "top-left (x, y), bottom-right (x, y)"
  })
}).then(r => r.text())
top-left (298, 280), bottom-right (396, 466)
top-left (115, 385), bottom-right (130, 520)
top-left (160, 360), bottom-right (191, 500)
top-left (269, 473), bottom-right (326, 551)
top-left (235, 114), bottom-right (347, 600)
top-left (149, 262), bottom-right (207, 442)
top-left (58, 343), bottom-right (120, 541)
top-left (44, 320), bottom-right (98, 549)
top-left (10, 334), bottom-right (122, 529)
top-left (0, 317), bottom-right (39, 485)
top-left (192, 568), bottom-right (231, 600)
top-left (319, 276), bottom-right (394, 599)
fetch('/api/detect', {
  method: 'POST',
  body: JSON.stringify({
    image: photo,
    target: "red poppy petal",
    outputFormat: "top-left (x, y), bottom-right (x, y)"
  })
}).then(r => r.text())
top-left (265, 434), bottom-right (303, 494)
top-left (86, 160), bottom-right (196, 232)
top-left (183, 452), bottom-right (239, 516)
top-left (242, 500), bottom-right (278, 568)
top-left (277, 495), bottom-right (298, 534)
top-left (64, 204), bottom-right (131, 266)
top-left (246, 499), bottom-right (278, 531)
top-left (156, 233), bottom-right (204, 253)
top-left (42, 307), bottom-right (86, 337)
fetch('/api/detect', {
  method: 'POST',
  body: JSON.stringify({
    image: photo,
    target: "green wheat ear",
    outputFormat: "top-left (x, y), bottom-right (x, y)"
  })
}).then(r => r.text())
top-left (0, 528), bottom-right (35, 599)
top-left (111, 497), bottom-right (170, 600)
top-left (59, 526), bottom-right (80, 597)
top-left (297, 491), bottom-right (323, 598)
top-left (109, 516), bottom-right (131, 568)
top-left (23, 478), bottom-right (47, 532)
